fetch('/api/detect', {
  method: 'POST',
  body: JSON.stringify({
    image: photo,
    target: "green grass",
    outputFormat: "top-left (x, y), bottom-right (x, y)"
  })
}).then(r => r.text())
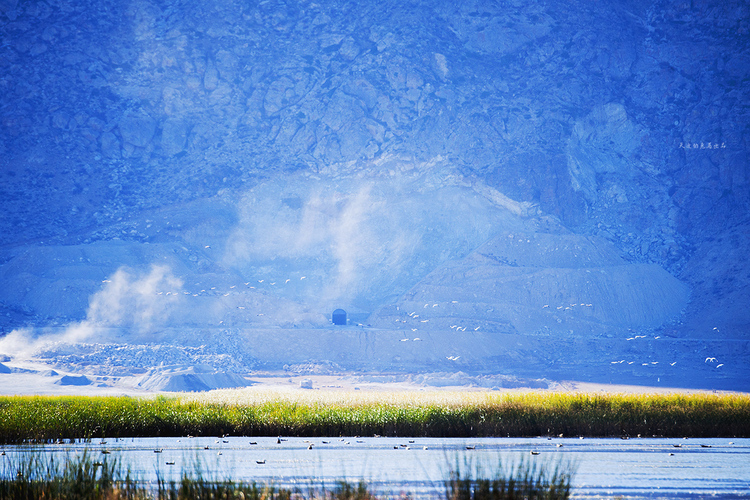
top-left (0, 392), bottom-right (748, 443)
top-left (0, 449), bottom-right (300, 499)
top-left (445, 454), bottom-right (573, 500)
top-left (0, 448), bottom-right (572, 500)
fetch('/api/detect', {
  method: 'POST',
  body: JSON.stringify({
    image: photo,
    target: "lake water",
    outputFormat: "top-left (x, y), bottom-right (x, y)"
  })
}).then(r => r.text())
top-left (2, 437), bottom-right (748, 498)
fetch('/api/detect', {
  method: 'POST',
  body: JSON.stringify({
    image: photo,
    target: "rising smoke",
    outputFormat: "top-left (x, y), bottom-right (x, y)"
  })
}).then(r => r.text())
top-left (0, 265), bottom-right (184, 358)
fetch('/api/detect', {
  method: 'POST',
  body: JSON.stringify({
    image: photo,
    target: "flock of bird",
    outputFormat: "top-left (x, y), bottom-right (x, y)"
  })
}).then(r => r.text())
top-left (610, 327), bottom-right (726, 370)
top-left (136, 278), bottom-right (730, 372)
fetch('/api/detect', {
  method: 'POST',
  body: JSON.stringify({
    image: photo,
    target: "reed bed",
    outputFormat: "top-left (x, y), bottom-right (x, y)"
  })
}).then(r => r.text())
top-left (0, 448), bottom-right (572, 500)
top-left (0, 391), bottom-right (748, 443)
top-left (446, 453), bottom-right (573, 500)
top-left (0, 450), bottom-right (363, 500)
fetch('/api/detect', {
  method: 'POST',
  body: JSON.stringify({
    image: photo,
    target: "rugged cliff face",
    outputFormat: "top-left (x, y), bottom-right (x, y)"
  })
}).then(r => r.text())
top-left (0, 0), bottom-right (747, 389)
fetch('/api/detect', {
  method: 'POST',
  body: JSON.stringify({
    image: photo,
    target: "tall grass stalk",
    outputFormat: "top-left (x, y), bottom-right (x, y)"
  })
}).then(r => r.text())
top-left (0, 450), bottom-right (573, 500)
top-left (0, 449), bottom-right (144, 499)
top-left (445, 454), bottom-right (573, 500)
top-left (1, 391), bottom-right (748, 443)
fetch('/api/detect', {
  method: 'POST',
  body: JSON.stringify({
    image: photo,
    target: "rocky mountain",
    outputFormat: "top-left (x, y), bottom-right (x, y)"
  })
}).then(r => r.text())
top-left (0, 0), bottom-right (748, 391)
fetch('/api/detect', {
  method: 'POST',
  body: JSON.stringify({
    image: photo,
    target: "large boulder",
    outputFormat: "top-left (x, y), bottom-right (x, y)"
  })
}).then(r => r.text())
top-left (119, 113), bottom-right (156, 148)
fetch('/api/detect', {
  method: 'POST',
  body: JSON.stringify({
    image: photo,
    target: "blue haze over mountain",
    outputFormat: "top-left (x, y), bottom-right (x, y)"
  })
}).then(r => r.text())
top-left (0, 0), bottom-right (748, 391)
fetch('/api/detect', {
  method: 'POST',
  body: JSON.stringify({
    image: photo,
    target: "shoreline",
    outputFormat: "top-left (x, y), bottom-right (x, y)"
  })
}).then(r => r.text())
top-left (0, 368), bottom-right (746, 398)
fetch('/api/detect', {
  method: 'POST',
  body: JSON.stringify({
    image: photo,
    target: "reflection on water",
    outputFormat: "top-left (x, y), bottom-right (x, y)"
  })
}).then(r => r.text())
top-left (2, 437), bottom-right (748, 498)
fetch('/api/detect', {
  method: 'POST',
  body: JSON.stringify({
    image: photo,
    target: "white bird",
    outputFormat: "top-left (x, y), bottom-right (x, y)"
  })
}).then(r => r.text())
top-left (670, 362), bottom-right (677, 366)
top-left (705, 357), bottom-right (717, 363)
top-left (716, 364), bottom-right (724, 368)
top-left (300, 276), bottom-right (306, 280)
top-left (285, 279), bottom-right (290, 283)
top-left (413, 338), bottom-right (421, 341)
top-left (400, 338), bottom-right (409, 342)
top-left (474, 327), bottom-right (480, 331)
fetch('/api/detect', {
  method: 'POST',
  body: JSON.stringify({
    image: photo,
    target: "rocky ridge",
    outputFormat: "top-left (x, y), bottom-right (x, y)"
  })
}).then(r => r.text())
top-left (0, 0), bottom-right (748, 390)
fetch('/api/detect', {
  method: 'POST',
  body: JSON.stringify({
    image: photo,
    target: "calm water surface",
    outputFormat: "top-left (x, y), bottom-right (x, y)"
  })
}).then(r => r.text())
top-left (3, 437), bottom-right (748, 498)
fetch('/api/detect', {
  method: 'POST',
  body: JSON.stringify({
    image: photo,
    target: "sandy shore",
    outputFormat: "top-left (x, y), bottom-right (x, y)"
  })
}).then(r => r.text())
top-left (2, 368), bottom-right (738, 398)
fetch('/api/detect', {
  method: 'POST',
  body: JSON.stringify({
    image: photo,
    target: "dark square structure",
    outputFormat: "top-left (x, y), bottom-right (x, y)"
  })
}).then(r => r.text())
top-left (332, 309), bottom-right (347, 325)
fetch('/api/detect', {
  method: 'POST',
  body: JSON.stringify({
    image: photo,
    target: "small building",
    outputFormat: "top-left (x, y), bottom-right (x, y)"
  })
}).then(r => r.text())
top-left (332, 308), bottom-right (347, 325)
